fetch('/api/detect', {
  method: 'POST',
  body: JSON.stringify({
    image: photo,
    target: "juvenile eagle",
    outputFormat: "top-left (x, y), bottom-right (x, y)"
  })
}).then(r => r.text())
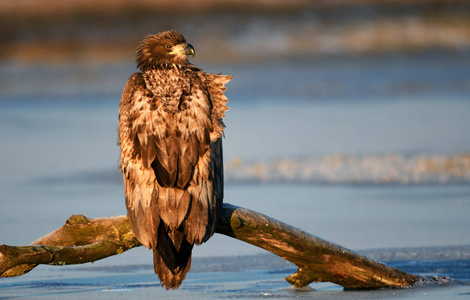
top-left (118, 30), bottom-right (231, 289)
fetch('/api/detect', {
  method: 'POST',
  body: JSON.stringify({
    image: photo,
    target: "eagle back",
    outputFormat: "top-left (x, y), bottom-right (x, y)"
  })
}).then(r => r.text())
top-left (118, 63), bottom-right (231, 246)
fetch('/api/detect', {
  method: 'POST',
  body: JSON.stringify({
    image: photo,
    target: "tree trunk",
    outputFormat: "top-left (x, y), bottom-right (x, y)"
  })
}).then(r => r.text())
top-left (0, 203), bottom-right (417, 289)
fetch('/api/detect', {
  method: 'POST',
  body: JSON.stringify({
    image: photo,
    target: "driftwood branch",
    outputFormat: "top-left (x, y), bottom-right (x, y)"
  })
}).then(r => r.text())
top-left (0, 215), bottom-right (139, 278)
top-left (0, 203), bottom-right (417, 289)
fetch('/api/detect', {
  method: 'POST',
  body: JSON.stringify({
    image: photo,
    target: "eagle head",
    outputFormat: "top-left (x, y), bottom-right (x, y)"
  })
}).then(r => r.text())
top-left (135, 30), bottom-right (195, 70)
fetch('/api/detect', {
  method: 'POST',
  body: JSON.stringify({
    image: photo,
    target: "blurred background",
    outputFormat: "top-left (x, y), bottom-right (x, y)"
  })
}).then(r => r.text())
top-left (1, 0), bottom-right (470, 262)
top-left (2, 0), bottom-right (470, 63)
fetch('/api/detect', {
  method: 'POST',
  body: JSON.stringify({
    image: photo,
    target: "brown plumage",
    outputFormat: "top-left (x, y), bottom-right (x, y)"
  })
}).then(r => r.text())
top-left (118, 30), bottom-right (231, 289)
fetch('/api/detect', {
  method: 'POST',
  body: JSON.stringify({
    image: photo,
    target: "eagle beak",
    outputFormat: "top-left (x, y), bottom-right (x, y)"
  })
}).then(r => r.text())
top-left (185, 43), bottom-right (195, 58)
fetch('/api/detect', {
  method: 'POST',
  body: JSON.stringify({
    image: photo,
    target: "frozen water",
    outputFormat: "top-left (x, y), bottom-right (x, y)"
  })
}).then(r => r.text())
top-left (1, 52), bottom-right (470, 298)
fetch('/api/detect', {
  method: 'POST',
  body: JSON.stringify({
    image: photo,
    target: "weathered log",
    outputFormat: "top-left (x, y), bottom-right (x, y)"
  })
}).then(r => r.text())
top-left (219, 204), bottom-right (417, 288)
top-left (0, 203), bottom-right (417, 289)
top-left (0, 215), bottom-right (140, 278)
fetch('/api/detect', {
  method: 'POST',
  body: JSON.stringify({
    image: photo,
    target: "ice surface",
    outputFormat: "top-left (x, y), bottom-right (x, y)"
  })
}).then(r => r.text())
top-left (1, 52), bottom-right (470, 298)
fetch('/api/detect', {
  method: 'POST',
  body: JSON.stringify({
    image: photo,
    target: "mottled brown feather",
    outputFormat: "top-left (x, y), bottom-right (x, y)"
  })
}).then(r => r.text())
top-left (118, 31), bottom-right (231, 289)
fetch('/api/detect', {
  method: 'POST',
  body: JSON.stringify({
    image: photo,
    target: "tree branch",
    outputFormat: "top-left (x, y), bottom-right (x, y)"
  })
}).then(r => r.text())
top-left (0, 203), bottom-right (417, 289)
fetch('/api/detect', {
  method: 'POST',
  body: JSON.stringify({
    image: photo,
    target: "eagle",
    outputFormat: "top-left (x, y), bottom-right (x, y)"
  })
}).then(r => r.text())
top-left (118, 30), bottom-right (231, 289)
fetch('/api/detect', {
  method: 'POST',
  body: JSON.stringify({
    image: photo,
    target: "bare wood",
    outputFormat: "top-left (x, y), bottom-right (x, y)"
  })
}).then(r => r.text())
top-left (0, 215), bottom-right (140, 278)
top-left (0, 203), bottom-right (417, 289)
top-left (219, 204), bottom-right (417, 288)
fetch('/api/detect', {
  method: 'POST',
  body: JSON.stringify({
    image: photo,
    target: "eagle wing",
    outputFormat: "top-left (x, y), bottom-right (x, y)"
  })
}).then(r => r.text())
top-left (119, 72), bottom-right (160, 249)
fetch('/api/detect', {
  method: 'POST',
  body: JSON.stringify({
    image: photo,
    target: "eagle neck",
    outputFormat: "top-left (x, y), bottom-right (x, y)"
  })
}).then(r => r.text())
top-left (140, 62), bottom-right (186, 72)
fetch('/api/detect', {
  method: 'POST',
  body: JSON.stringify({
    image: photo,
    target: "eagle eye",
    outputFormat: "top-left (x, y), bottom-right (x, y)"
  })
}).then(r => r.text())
top-left (165, 44), bottom-right (172, 50)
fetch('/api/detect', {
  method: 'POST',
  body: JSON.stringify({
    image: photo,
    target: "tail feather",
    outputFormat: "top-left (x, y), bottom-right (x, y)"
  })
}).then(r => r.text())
top-left (153, 222), bottom-right (193, 289)
top-left (153, 249), bottom-right (192, 289)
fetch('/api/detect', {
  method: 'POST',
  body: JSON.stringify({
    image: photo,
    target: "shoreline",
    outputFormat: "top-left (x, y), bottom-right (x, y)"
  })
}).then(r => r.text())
top-left (1, 1), bottom-right (469, 64)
